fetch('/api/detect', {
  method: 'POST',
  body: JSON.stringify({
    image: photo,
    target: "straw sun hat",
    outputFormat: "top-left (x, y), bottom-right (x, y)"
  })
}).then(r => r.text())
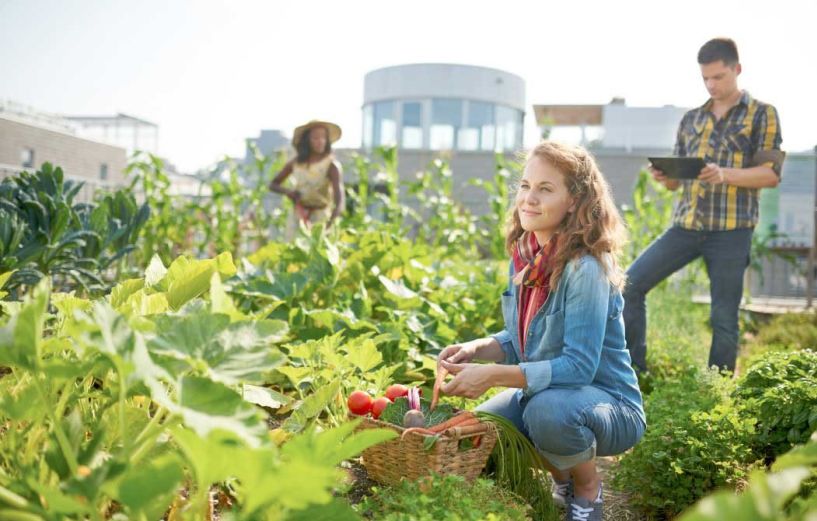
top-left (291, 120), bottom-right (342, 148)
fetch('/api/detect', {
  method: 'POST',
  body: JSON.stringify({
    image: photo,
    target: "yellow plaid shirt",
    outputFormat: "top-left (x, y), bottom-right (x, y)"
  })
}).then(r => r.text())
top-left (672, 91), bottom-right (783, 231)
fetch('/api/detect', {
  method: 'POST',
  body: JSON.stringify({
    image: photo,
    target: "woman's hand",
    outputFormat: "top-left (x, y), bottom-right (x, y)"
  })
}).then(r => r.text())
top-left (439, 361), bottom-right (494, 399)
top-left (438, 341), bottom-right (478, 366)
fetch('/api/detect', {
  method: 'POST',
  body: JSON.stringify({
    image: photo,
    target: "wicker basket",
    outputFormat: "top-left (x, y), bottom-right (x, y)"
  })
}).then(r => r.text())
top-left (355, 414), bottom-right (498, 485)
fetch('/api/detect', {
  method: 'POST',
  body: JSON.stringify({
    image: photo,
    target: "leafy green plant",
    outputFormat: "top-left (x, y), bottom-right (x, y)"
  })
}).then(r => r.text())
top-left (614, 370), bottom-right (757, 518)
top-left (378, 396), bottom-right (455, 428)
top-left (734, 349), bottom-right (817, 462)
top-left (406, 158), bottom-right (481, 257)
top-left (0, 255), bottom-right (395, 520)
top-left (469, 153), bottom-right (514, 259)
top-left (635, 287), bottom-right (712, 394)
top-left (678, 431), bottom-right (817, 521)
top-left (356, 473), bottom-right (532, 521)
top-left (233, 225), bottom-right (504, 370)
top-left (754, 311), bottom-right (817, 352)
top-left (620, 170), bottom-right (675, 267)
top-left (0, 163), bottom-right (148, 295)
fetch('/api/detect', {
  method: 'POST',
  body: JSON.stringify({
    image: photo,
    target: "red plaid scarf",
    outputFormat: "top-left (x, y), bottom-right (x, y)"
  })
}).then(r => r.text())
top-left (512, 232), bottom-right (556, 356)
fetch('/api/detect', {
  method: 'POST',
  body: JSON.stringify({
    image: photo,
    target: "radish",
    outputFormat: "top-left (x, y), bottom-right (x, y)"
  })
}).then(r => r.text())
top-left (403, 409), bottom-right (425, 428)
top-left (407, 386), bottom-right (421, 411)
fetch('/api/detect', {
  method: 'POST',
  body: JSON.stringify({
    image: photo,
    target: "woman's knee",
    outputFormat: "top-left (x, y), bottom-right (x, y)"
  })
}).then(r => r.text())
top-left (522, 393), bottom-right (585, 447)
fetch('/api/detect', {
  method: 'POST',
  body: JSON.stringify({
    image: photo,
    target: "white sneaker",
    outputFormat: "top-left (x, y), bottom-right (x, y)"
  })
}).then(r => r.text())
top-left (566, 483), bottom-right (602, 521)
top-left (551, 479), bottom-right (573, 507)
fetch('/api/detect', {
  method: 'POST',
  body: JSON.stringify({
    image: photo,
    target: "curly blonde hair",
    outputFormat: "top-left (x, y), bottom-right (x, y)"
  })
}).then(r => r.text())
top-left (505, 141), bottom-right (628, 290)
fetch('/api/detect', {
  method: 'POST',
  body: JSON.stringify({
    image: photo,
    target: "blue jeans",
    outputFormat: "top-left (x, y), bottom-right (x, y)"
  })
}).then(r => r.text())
top-left (623, 226), bottom-right (753, 372)
top-left (476, 387), bottom-right (646, 470)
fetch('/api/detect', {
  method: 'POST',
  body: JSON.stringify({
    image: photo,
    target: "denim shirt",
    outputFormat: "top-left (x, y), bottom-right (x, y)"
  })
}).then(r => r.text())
top-left (492, 254), bottom-right (645, 421)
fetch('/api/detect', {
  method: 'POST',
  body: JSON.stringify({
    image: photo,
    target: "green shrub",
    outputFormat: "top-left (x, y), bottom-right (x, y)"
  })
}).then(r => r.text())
top-left (637, 288), bottom-right (711, 395)
top-left (614, 370), bottom-right (757, 518)
top-left (677, 431), bottom-right (817, 521)
top-left (356, 474), bottom-right (532, 521)
top-left (734, 349), bottom-right (817, 462)
top-left (0, 163), bottom-right (148, 295)
top-left (755, 311), bottom-right (817, 352)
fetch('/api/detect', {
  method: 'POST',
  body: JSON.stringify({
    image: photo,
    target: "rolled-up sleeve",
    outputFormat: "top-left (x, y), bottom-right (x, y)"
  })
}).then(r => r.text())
top-left (491, 329), bottom-right (519, 365)
top-left (752, 104), bottom-right (784, 176)
top-left (518, 258), bottom-right (609, 396)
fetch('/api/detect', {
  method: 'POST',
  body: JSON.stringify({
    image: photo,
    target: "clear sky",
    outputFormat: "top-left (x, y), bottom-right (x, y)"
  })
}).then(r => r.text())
top-left (1, 0), bottom-right (815, 172)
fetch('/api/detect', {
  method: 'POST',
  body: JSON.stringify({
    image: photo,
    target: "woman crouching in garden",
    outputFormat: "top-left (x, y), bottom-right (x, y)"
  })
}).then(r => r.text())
top-left (437, 141), bottom-right (646, 521)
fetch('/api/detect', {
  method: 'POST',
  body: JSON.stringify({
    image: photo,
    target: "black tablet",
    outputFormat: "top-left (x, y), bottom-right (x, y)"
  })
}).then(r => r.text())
top-left (647, 156), bottom-right (706, 180)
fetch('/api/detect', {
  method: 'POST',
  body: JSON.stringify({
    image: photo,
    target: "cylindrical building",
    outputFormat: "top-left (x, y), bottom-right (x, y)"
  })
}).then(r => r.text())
top-left (362, 64), bottom-right (525, 152)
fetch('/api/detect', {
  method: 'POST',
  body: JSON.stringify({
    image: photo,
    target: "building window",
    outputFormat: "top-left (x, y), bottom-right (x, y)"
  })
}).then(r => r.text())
top-left (459, 101), bottom-right (495, 151)
top-left (400, 102), bottom-right (423, 149)
top-left (496, 105), bottom-right (522, 151)
top-left (21, 148), bottom-right (34, 168)
top-left (362, 105), bottom-right (374, 148)
top-left (373, 101), bottom-right (397, 146)
top-left (430, 99), bottom-right (462, 150)
top-left (99, 163), bottom-right (109, 181)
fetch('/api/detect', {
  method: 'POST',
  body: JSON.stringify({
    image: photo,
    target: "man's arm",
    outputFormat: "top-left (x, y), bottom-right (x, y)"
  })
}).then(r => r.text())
top-left (699, 104), bottom-right (783, 188)
top-left (699, 164), bottom-right (779, 188)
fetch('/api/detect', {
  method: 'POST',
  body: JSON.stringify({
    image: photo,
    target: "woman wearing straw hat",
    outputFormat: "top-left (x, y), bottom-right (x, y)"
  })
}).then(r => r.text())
top-left (269, 120), bottom-right (344, 235)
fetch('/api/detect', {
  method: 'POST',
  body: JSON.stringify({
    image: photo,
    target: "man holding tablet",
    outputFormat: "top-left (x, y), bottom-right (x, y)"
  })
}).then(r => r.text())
top-left (623, 37), bottom-right (784, 374)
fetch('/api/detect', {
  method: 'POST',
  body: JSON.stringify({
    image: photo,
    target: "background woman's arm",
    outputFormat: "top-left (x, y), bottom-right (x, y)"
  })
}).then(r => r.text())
top-left (269, 160), bottom-right (298, 200)
top-left (328, 162), bottom-right (344, 224)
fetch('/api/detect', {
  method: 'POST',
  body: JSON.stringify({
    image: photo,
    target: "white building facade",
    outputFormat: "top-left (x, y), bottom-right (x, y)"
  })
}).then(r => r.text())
top-left (362, 64), bottom-right (525, 152)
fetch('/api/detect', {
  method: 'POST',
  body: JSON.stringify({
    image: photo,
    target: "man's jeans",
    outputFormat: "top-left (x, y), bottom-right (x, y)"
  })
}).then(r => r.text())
top-left (623, 226), bottom-right (753, 372)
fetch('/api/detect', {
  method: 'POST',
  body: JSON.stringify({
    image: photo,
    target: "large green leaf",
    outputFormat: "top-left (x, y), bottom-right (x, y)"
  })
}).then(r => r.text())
top-left (108, 278), bottom-right (144, 308)
top-left (170, 426), bottom-right (345, 517)
top-left (378, 275), bottom-right (422, 309)
top-left (170, 427), bottom-right (251, 495)
top-left (118, 289), bottom-right (169, 316)
top-left (345, 337), bottom-right (383, 373)
top-left (282, 419), bottom-right (397, 466)
top-left (0, 278), bottom-right (49, 370)
top-left (149, 305), bottom-right (287, 385)
top-left (144, 254), bottom-right (167, 288)
top-left (51, 292), bottom-right (93, 322)
top-left (116, 454), bottom-right (183, 518)
top-left (247, 422), bottom-right (391, 516)
top-left (242, 384), bottom-right (292, 410)
top-left (0, 376), bottom-right (47, 422)
top-left (70, 302), bottom-right (173, 403)
top-left (678, 467), bottom-right (811, 521)
top-left (176, 376), bottom-right (268, 447)
top-left (0, 270), bottom-right (13, 290)
top-left (164, 253), bottom-right (237, 310)
top-left (283, 379), bottom-right (341, 433)
top-left (209, 271), bottom-right (246, 321)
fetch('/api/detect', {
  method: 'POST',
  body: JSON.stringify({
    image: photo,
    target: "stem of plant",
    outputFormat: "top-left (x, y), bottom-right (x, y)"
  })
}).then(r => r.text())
top-left (129, 409), bottom-right (175, 466)
top-left (32, 376), bottom-right (79, 475)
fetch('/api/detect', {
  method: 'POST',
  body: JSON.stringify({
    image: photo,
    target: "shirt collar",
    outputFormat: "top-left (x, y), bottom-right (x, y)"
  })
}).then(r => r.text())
top-left (700, 90), bottom-right (751, 112)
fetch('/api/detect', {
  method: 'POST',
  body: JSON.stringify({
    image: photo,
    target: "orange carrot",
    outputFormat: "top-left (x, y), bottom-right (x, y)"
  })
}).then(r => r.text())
top-left (445, 422), bottom-right (488, 438)
top-left (430, 365), bottom-right (449, 411)
top-left (428, 411), bottom-right (477, 433)
top-left (400, 427), bottom-right (439, 440)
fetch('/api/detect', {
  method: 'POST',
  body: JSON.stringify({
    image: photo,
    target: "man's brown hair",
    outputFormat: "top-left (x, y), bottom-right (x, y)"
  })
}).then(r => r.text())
top-left (698, 38), bottom-right (740, 66)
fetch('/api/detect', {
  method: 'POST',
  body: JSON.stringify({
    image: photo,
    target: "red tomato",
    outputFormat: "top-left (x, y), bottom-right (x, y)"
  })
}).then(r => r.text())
top-left (371, 397), bottom-right (391, 419)
top-left (384, 384), bottom-right (409, 402)
top-left (347, 391), bottom-right (373, 415)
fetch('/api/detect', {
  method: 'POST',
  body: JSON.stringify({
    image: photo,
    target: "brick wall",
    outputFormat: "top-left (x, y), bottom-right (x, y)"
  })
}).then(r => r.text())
top-left (0, 116), bottom-right (127, 186)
